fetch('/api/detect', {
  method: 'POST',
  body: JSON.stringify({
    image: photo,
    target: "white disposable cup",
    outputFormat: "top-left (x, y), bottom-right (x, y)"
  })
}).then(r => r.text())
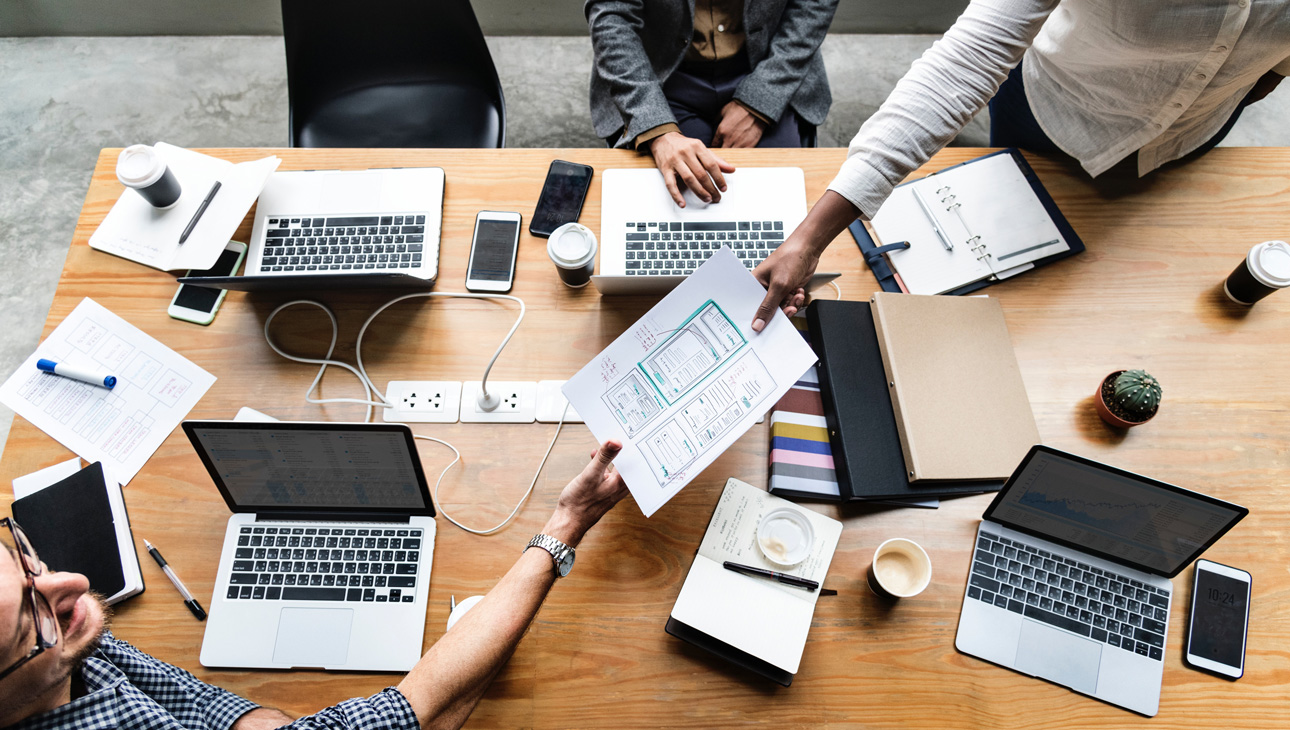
top-left (116, 144), bottom-right (182, 208)
top-left (866, 538), bottom-right (933, 599)
top-left (547, 222), bottom-right (597, 288)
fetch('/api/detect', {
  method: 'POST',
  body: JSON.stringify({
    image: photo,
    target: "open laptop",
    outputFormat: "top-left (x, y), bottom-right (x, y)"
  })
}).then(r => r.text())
top-left (183, 420), bottom-right (437, 671)
top-left (593, 167), bottom-right (838, 295)
top-left (180, 167), bottom-right (443, 292)
top-left (956, 445), bottom-right (1247, 716)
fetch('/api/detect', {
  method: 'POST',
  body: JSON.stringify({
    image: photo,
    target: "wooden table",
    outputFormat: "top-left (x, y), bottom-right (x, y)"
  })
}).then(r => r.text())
top-left (2, 147), bottom-right (1288, 729)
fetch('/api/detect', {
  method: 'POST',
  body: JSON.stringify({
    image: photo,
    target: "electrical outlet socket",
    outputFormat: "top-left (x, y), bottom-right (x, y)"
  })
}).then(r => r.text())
top-left (536, 380), bottom-right (584, 423)
top-left (460, 381), bottom-right (538, 423)
top-left (383, 381), bottom-right (462, 423)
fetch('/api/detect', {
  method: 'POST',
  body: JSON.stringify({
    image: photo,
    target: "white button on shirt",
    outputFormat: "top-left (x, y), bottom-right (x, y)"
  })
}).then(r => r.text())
top-left (829, 0), bottom-right (1290, 220)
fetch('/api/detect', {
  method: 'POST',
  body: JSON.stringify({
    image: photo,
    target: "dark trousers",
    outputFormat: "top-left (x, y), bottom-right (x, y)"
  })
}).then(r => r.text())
top-left (661, 56), bottom-right (801, 148)
top-left (988, 60), bottom-right (1250, 164)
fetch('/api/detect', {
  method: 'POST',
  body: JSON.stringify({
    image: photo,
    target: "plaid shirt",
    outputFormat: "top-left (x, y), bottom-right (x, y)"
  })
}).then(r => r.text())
top-left (6, 633), bottom-right (419, 730)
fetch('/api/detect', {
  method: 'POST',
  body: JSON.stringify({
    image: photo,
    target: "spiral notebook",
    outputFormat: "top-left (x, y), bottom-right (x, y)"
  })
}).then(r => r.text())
top-left (864, 150), bottom-right (1082, 295)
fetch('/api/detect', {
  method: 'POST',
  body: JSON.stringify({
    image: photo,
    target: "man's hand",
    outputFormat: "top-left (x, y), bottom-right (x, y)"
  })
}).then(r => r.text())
top-left (649, 131), bottom-right (736, 207)
top-left (541, 441), bottom-right (631, 547)
top-left (712, 102), bottom-right (766, 149)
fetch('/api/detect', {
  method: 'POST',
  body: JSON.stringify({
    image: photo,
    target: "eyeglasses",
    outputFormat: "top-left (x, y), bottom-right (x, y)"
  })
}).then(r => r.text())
top-left (0, 518), bottom-right (59, 682)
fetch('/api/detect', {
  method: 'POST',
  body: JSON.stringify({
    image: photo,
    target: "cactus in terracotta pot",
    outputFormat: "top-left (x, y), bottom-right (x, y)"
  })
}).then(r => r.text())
top-left (1112, 369), bottom-right (1162, 421)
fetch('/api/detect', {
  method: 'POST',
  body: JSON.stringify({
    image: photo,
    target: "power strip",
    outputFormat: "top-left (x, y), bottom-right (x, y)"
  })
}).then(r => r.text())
top-left (459, 381), bottom-right (538, 423)
top-left (536, 380), bottom-right (584, 423)
top-left (383, 381), bottom-right (462, 423)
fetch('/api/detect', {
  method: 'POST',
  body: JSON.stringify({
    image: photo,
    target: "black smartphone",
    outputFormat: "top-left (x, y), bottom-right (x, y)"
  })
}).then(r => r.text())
top-left (1183, 559), bottom-right (1251, 679)
top-left (466, 211), bottom-right (522, 293)
top-left (529, 160), bottom-right (594, 238)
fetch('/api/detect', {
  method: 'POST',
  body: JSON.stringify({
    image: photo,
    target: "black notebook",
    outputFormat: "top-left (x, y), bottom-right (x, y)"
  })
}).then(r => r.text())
top-left (805, 300), bottom-right (1002, 501)
top-left (11, 462), bottom-right (143, 604)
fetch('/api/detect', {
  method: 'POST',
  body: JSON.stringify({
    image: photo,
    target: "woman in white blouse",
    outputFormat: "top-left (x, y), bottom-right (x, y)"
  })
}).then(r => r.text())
top-left (750, 0), bottom-right (1289, 332)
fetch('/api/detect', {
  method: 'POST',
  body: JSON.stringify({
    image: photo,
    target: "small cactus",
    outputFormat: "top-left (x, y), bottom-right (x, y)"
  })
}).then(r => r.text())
top-left (1112, 369), bottom-right (1162, 419)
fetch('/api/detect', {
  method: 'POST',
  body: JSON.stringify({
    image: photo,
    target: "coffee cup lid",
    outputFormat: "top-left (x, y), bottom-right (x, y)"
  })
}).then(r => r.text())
top-left (757, 507), bottom-right (814, 566)
top-left (1249, 240), bottom-right (1290, 288)
top-left (548, 223), bottom-right (597, 268)
top-left (116, 145), bottom-right (166, 187)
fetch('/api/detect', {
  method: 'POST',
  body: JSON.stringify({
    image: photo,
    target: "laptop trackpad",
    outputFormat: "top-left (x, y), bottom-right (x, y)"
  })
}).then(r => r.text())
top-left (273, 608), bottom-right (353, 667)
top-left (1014, 621), bottom-right (1101, 694)
top-left (322, 172), bottom-right (381, 211)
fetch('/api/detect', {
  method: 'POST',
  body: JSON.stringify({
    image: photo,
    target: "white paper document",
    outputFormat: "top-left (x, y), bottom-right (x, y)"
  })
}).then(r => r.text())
top-left (670, 478), bottom-right (842, 673)
top-left (563, 247), bottom-right (816, 517)
top-left (0, 298), bottom-right (216, 485)
top-left (90, 142), bottom-right (280, 271)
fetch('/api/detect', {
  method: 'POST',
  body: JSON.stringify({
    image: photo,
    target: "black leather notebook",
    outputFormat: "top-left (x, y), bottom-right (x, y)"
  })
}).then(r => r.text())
top-left (11, 462), bottom-right (130, 599)
top-left (805, 300), bottom-right (1002, 501)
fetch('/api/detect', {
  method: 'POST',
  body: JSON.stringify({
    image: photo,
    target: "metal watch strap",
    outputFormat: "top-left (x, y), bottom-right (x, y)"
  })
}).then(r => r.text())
top-left (525, 534), bottom-right (574, 577)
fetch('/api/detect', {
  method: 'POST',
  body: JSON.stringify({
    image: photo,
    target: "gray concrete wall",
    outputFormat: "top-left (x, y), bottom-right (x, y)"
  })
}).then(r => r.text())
top-left (0, 0), bottom-right (969, 36)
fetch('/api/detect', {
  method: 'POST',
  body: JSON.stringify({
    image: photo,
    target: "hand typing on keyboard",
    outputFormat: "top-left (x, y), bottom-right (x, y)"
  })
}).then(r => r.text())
top-left (648, 131), bottom-right (736, 207)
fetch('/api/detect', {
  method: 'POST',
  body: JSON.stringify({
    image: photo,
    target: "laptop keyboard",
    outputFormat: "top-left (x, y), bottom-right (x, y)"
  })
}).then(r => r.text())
top-left (258, 214), bottom-right (429, 272)
top-left (225, 525), bottom-right (423, 604)
top-left (623, 220), bottom-right (784, 275)
top-left (968, 531), bottom-right (1169, 661)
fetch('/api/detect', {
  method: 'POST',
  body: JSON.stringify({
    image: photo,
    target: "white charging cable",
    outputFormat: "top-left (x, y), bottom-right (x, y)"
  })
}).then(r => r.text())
top-left (263, 292), bottom-right (559, 535)
top-left (829, 279), bottom-right (842, 301)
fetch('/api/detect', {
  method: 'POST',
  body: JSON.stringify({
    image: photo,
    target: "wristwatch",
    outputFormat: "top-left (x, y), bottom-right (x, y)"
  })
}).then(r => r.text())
top-left (525, 534), bottom-right (575, 577)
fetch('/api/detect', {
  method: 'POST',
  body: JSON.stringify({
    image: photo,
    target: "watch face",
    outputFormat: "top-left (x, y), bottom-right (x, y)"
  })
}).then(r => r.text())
top-left (558, 550), bottom-right (575, 577)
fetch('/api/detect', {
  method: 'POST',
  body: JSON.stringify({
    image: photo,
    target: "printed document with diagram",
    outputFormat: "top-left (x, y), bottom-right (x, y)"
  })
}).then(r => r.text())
top-left (563, 247), bottom-right (816, 516)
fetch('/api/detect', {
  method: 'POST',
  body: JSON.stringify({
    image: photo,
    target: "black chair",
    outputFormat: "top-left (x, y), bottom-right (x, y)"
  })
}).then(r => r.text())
top-left (281, 0), bottom-right (506, 148)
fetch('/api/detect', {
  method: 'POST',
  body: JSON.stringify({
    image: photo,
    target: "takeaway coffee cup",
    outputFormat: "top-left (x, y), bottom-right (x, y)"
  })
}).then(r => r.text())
top-left (866, 538), bottom-right (933, 599)
top-left (116, 144), bottom-right (182, 208)
top-left (1224, 240), bottom-right (1290, 305)
top-left (547, 222), bottom-right (597, 288)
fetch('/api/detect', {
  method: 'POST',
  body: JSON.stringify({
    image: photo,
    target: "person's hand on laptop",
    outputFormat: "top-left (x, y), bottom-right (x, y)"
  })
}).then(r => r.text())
top-left (752, 190), bottom-right (862, 332)
top-left (712, 102), bottom-right (765, 149)
top-left (648, 131), bottom-right (735, 207)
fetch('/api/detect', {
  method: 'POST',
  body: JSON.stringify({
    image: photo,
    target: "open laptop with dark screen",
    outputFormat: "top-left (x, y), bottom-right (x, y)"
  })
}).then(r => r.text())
top-left (955, 445), bottom-right (1246, 716)
top-left (183, 420), bottom-right (436, 671)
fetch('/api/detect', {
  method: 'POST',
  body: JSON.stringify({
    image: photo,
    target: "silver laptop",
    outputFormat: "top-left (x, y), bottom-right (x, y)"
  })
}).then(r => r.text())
top-left (594, 167), bottom-right (836, 294)
top-left (957, 445), bottom-right (1247, 716)
top-left (181, 167), bottom-right (443, 292)
top-left (183, 420), bottom-right (438, 672)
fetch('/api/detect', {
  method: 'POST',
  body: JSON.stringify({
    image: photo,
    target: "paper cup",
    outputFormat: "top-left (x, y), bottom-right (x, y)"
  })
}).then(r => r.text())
top-left (548, 222), bottom-right (597, 288)
top-left (116, 144), bottom-right (182, 209)
top-left (1224, 240), bottom-right (1290, 305)
top-left (866, 538), bottom-right (932, 599)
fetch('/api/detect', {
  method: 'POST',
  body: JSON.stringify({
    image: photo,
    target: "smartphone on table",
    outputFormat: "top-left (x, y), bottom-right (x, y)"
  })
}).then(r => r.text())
top-left (466, 211), bottom-right (522, 293)
top-left (168, 240), bottom-right (247, 325)
top-left (529, 160), bottom-right (594, 238)
top-left (1184, 559), bottom-right (1251, 679)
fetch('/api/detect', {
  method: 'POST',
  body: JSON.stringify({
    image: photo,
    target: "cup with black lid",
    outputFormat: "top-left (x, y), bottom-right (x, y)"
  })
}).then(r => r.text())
top-left (547, 222), bottom-right (597, 288)
top-left (1224, 240), bottom-right (1290, 305)
top-left (116, 144), bottom-right (182, 209)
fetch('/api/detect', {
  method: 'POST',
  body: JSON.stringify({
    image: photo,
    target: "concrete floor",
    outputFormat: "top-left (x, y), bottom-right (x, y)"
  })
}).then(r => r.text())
top-left (1, 35), bottom-right (1288, 461)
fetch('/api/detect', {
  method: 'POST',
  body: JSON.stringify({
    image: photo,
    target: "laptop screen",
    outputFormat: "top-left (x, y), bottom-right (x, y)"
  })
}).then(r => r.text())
top-left (984, 447), bottom-right (1246, 578)
top-left (184, 422), bottom-right (434, 516)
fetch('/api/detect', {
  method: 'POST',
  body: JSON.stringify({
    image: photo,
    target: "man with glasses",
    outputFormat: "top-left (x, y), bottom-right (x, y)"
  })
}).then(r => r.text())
top-left (1, 441), bottom-right (630, 730)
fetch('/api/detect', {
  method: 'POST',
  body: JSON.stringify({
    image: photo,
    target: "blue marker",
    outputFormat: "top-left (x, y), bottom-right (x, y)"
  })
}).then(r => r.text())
top-left (36, 359), bottom-right (117, 389)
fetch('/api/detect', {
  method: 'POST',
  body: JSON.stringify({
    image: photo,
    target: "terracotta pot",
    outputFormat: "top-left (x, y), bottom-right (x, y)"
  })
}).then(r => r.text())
top-left (1095, 370), bottom-right (1155, 428)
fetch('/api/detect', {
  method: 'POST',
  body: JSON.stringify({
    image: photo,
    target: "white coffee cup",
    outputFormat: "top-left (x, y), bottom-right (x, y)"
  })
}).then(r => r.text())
top-left (866, 538), bottom-right (933, 599)
top-left (116, 144), bottom-right (182, 208)
top-left (547, 222), bottom-right (597, 288)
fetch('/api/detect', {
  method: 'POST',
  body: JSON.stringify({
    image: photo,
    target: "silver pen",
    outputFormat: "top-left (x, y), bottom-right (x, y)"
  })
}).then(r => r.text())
top-left (912, 186), bottom-right (954, 251)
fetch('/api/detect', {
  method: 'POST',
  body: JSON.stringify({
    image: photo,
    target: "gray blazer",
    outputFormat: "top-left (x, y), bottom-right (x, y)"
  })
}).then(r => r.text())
top-left (586, 0), bottom-right (838, 146)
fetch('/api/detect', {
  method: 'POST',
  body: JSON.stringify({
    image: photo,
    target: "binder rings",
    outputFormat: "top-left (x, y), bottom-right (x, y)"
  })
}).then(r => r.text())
top-left (851, 149), bottom-right (1084, 295)
top-left (806, 300), bottom-right (1002, 500)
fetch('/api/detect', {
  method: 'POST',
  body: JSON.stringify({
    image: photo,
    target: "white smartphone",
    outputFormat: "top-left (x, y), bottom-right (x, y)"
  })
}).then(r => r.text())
top-left (465, 211), bottom-right (522, 293)
top-left (168, 240), bottom-right (247, 325)
top-left (1184, 558), bottom-right (1251, 679)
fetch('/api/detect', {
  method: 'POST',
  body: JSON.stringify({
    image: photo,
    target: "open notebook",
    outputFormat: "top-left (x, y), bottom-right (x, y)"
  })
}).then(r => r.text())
top-left (867, 150), bottom-right (1082, 295)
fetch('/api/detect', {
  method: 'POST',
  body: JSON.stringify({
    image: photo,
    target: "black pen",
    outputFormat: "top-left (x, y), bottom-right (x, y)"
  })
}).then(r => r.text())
top-left (144, 539), bottom-right (207, 620)
top-left (178, 181), bottom-right (222, 244)
top-left (723, 561), bottom-right (819, 591)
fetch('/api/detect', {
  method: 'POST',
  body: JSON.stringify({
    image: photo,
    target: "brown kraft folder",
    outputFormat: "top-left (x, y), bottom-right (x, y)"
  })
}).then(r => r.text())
top-left (869, 292), bottom-right (1040, 482)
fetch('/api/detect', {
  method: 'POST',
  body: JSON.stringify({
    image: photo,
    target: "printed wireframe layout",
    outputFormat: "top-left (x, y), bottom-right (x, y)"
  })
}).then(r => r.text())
top-left (640, 300), bottom-right (746, 406)
top-left (640, 350), bottom-right (775, 485)
top-left (601, 369), bottom-right (665, 437)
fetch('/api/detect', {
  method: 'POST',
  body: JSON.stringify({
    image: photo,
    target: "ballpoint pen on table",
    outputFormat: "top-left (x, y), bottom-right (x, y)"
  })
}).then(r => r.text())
top-left (144, 539), bottom-right (207, 620)
top-left (722, 561), bottom-right (819, 591)
top-left (912, 186), bottom-right (954, 251)
top-left (178, 181), bottom-right (222, 244)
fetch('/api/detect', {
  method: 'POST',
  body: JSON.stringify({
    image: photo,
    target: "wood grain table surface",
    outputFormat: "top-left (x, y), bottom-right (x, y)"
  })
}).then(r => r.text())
top-left (1, 147), bottom-right (1287, 728)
